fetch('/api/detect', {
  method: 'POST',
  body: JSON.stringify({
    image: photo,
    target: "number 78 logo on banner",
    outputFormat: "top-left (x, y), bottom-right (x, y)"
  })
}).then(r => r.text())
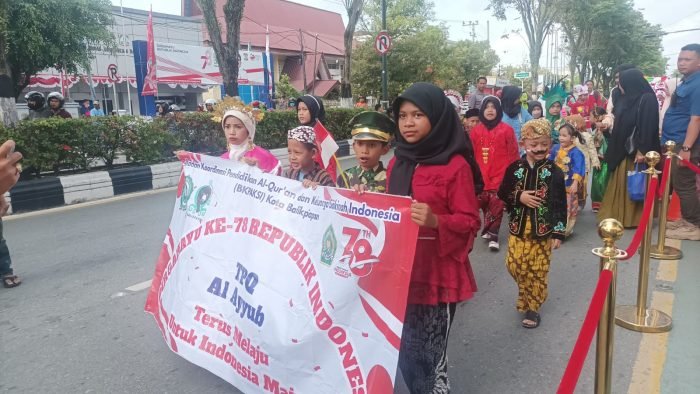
top-left (341, 227), bottom-right (380, 277)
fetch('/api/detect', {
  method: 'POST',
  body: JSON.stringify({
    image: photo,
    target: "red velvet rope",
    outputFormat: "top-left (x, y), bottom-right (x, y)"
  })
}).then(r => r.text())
top-left (557, 269), bottom-right (614, 394)
top-left (678, 154), bottom-right (700, 174)
top-left (619, 176), bottom-right (658, 260)
top-left (658, 156), bottom-right (672, 198)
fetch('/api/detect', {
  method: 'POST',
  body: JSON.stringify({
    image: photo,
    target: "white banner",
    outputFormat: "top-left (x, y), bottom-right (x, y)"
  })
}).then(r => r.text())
top-left (155, 42), bottom-right (265, 86)
top-left (146, 153), bottom-right (419, 393)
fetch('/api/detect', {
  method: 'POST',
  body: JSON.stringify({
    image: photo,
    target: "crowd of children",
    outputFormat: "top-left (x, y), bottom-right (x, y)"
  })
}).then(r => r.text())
top-left (200, 79), bottom-right (631, 391)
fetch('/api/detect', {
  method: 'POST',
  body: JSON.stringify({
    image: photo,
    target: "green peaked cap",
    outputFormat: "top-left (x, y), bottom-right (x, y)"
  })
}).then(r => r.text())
top-left (348, 111), bottom-right (396, 143)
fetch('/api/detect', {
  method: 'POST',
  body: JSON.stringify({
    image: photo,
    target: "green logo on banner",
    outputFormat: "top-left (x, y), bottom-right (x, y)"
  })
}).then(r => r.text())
top-left (321, 225), bottom-right (337, 266)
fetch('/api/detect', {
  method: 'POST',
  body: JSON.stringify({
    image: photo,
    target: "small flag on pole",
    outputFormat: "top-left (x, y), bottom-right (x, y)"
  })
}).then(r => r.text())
top-left (312, 121), bottom-right (341, 182)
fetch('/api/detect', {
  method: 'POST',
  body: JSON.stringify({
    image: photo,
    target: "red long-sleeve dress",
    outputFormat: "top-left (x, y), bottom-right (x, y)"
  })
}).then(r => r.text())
top-left (469, 122), bottom-right (520, 191)
top-left (387, 154), bottom-right (481, 305)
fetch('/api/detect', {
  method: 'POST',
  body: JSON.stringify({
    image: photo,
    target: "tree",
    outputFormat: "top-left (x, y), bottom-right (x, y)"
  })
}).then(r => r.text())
top-left (340, 0), bottom-right (364, 106)
top-left (276, 73), bottom-right (300, 100)
top-left (0, 0), bottom-right (114, 126)
top-left (561, 0), bottom-right (665, 90)
top-left (442, 40), bottom-right (500, 91)
top-left (352, 0), bottom-right (498, 98)
top-left (197, 0), bottom-right (245, 97)
top-left (489, 0), bottom-right (559, 92)
top-left (556, 0), bottom-right (666, 90)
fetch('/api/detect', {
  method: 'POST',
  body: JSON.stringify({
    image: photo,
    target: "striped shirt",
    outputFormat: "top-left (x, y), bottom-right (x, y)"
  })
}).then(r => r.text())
top-left (283, 163), bottom-right (336, 187)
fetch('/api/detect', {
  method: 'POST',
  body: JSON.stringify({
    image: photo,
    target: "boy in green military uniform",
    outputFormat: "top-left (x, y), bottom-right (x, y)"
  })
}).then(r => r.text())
top-left (338, 111), bottom-right (394, 193)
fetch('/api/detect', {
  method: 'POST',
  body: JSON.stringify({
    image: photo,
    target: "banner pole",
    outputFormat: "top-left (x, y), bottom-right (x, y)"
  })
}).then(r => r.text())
top-left (651, 141), bottom-right (683, 260)
top-left (593, 219), bottom-right (624, 394)
top-left (333, 155), bottom-right (350, 188)
top-left (615, 151), bottom-right (672, 333)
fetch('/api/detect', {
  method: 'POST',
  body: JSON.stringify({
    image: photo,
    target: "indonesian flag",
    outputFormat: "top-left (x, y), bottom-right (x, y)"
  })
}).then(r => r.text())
top-left (142, 7), bottom-right (158, 96)
top-left (313, 121), bottom-right (340, 182)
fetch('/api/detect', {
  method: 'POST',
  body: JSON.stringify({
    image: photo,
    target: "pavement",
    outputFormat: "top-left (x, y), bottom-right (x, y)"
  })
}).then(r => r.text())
top-left (0, 158), bottom-right (697, 393)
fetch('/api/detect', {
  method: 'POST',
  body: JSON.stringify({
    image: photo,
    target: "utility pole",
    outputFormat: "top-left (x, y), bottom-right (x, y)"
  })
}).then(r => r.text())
top-left (120, 1), bottom-right (134, 115)
top-left (312, 34), bottom-right (318, 96)
top-left (381, 0), bottom-right (387, 106)
top-left (299, 29), bottom-right (307, 94)
top-left (487, 20), bottom-right (490, 44)
top-left (463, 21), bottom-right (478, 42)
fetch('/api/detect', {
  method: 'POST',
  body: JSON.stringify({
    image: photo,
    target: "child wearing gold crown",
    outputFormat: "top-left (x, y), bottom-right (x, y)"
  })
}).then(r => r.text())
top-left (217, 98), bottom-right (281, 175)
top-left (498, 118), bottom-right (567, 329)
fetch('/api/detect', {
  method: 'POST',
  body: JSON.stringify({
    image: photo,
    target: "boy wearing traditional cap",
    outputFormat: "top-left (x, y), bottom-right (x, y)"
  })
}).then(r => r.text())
top-left (497, 118), bottom-right (567, 329)
top-left (338, 111), bottom-right (394, 192)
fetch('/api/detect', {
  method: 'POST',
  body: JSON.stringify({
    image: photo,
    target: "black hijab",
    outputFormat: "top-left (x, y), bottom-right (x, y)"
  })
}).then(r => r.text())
top-left (296, 95), bottom-right (326, 125)
top-left (501, 86), bottom-right (522, 118)
top-left (605, 69), bottom-right (659, 171)
top-left (610, 63), bottom-right (635, 110)
top-left (478, 96), bottom-right (503, 130)
top-left (389, 82), bottom-right (483, 196)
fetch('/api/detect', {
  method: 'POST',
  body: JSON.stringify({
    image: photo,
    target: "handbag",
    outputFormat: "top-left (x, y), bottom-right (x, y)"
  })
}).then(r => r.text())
top-left (624, 96), bottom-right (644, 155)
top-left (627, 162), bottom-right (646, 202)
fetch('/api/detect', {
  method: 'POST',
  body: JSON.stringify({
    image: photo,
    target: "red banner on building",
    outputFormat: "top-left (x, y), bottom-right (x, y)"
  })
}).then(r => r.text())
top-left (142, 7), bottom-right (158, 96)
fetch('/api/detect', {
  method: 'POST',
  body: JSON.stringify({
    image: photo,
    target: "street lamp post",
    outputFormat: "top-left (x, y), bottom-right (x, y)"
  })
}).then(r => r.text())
top-left (381, 0), bottom-right (388, 107)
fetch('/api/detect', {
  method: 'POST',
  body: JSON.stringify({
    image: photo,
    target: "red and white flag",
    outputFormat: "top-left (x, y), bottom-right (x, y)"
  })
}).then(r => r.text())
top-left (142, 7), bottom-right (158, 96)
top-left (312, 121), bottom-right (340, 182)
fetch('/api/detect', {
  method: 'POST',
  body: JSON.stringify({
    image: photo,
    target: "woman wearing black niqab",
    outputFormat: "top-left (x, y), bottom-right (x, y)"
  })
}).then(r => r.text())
top-left (387, 82), bottom-right (481, 393)
top-left (501, 86), bottom-right (522, 119)
top-left (598, 68), bottom-right (660, 227)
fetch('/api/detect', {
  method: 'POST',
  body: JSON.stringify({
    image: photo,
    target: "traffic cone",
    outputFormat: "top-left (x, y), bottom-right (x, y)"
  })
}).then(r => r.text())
top-left (667, 191), bottom-right (681, 221)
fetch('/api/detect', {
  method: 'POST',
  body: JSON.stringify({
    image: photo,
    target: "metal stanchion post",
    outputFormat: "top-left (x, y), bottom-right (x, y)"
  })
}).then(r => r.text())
top-left (593, 219), bottom-right (625, 394)
top-left (616, 151), bottom-right (673, 333)
top-left (651, 141), bottom-right (683, 260)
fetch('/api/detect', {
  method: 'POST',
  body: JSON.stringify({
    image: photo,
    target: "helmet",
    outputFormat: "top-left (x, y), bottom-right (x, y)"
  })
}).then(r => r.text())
top-left (205, 98), bottom-right (217, 105)
top-left (25, 91), bottom-right (46, 111)
top-left (47, 92), bottom-right (65, 108)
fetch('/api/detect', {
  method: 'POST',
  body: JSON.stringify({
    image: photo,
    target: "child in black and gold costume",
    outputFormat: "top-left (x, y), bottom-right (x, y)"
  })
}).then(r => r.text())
top-left (498, 118), bottom-right (567, 329)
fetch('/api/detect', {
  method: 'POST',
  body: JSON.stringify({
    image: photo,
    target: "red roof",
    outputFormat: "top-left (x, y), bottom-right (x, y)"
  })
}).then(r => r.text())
top-left (281, 54), bottom-right (338, 96)
top-left (308, 80), bottom-right (340, 97)
top-left (184, 0), bottom-right (345, 56)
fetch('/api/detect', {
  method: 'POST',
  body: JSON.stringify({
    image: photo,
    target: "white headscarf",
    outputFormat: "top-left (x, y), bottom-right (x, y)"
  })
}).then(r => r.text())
top-left (222, 109), bottom-right (256, 161)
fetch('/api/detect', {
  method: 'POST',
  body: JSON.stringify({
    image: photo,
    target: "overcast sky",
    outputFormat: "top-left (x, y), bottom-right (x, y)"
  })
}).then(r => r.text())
top-left (113, 0), bottom-right (699, 74)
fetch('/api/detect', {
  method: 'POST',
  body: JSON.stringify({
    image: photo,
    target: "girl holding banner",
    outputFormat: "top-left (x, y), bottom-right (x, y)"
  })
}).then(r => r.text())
top-left (387, 82), bottom-right (481, 393)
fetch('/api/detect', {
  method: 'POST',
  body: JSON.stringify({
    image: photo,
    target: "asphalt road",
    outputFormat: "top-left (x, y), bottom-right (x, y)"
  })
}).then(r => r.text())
top-left (0, 172), bottom-right (672, 393)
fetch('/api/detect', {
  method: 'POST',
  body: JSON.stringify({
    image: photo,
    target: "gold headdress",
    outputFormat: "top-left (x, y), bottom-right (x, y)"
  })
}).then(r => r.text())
top-left (520, 118), bottom-right (552, 140)
top-left (211, 96), bottom-right (264, 124)
top-left (564, 114), bottom-right (586, 132)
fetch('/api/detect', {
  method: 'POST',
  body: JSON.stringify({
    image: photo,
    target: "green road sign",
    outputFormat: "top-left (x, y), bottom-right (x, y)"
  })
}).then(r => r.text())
top-left (514, 72), bottom-right (531, 79)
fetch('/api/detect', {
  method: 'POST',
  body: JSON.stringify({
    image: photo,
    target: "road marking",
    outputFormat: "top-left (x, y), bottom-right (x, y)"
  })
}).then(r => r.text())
top-left (5, 186), bottom-right (176, 221)
top-left (125, 279), bottom-right (153, 292)
top-left (656, 260), bottom-right (678, 283)
top-left (627, 239), bottom-right (681, 394)
top-left (627, 291), bottom-right (674, 394)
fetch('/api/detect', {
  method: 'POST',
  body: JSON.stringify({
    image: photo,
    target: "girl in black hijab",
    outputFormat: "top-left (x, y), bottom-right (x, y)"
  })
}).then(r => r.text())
top-left (478, 95), bottom-right (504, 130)
top-left (598, 68), bottom-right (660, 227)
top-left (387, 82), bottom-right (481, 393)
top-left (295, 95), bottom-right (326, 126)
top-left (389, 84), bottom-right (484, 195)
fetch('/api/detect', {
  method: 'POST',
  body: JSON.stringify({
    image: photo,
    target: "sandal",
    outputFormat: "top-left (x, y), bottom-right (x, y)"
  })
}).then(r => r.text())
top-left (2, 274), bottom-right (22, 288)
top-left (522, 310), bottom-right (540, 329)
